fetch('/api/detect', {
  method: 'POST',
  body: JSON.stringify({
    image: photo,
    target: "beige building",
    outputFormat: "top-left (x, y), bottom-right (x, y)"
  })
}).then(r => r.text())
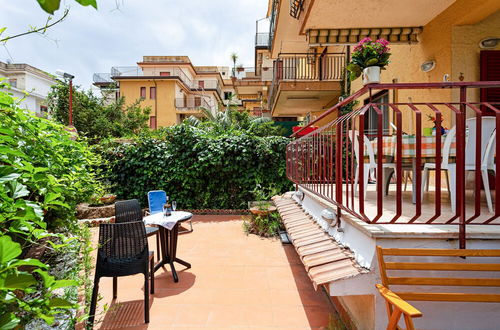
top-left (94, 56), bottom-right (233, 128)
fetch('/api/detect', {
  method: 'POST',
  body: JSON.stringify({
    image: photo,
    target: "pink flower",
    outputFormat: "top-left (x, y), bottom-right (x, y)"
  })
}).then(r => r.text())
top-left (376, 38), bottom-right (389, 47)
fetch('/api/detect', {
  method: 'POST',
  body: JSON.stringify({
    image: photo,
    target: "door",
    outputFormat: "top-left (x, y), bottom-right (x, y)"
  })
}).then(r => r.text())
top-left (480, 50), bottom-right (500, 115)
top-left (364, 91), bottom-right (390, 138)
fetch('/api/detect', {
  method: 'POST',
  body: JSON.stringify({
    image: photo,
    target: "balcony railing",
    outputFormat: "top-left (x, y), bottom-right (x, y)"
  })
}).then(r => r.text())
top-left (286, 81), bottom-right (500, 248)
top-left (255, 33), bottom-right (270, 48)
top-left (93, 73), bottom-right (114, 85)
top-left (110, 66), bottom-right (194, 90)
top-left (269, 53), bottom-right (345, 109)
top-left (175, 97), bottom-right (211, 111)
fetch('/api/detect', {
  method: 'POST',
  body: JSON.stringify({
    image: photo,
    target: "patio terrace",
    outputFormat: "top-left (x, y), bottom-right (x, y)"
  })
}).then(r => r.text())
top-left (89, 215), bottom-right (341, 329)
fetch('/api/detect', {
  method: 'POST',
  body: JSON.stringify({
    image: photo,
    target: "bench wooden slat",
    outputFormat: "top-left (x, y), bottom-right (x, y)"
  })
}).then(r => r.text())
top-left (385, 262), bottom-right (500, 271)
top-left (381, 248), bottom-right (500, 257)
top-left (387, 276), bottom-right (500, 287)
top-left (396, 292), bottom-right (500, 302)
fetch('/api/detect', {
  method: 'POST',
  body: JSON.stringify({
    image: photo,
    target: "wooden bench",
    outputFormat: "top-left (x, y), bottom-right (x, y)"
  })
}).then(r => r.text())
top-left (375, 246), bottom-right (500, 330)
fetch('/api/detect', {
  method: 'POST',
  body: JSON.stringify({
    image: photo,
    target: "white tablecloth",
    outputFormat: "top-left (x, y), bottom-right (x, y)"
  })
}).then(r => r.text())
top-left (143, 211), bottom-right (193, 230)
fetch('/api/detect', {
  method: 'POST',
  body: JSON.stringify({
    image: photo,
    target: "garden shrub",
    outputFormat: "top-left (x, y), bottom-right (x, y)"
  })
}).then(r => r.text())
top-left (0, 83), bottom-right (100, 328)
top-left (97, 124), bottom-right (292, 209)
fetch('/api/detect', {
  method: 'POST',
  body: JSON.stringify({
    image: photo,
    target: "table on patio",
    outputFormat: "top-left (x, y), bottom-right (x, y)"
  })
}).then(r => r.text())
top-left (369, 135), bottom-right (456, 203)
top-left (143, 211), bottom-right (192, 282)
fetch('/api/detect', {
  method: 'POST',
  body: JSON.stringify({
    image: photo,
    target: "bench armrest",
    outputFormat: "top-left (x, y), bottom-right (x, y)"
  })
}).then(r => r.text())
top-left (376, 284), bottom-right (423, 318)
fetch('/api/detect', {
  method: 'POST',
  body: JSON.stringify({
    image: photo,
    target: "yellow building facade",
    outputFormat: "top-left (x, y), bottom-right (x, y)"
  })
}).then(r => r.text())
top-left (263, 0), bottom-right (500, 132)
top-left (95, 56), bottom-right (233, 128)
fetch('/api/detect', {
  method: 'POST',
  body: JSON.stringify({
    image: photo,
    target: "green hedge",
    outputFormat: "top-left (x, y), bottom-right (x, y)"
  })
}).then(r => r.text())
top-left (97, 125), bottom-right (292, 209)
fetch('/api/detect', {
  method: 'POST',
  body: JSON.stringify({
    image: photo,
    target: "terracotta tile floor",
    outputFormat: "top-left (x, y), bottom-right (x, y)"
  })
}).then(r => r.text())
top-left (90, 215), bottom-right (338, 329)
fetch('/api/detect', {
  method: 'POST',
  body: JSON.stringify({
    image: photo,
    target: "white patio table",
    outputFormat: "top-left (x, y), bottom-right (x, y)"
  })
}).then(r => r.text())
top-left (143, 211), bottom-right (193, 282)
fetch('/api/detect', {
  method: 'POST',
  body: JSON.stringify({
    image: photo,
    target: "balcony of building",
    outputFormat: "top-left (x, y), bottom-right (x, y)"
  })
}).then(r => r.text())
top-left (109, 66), bottom-right (194, 90)
top-left (268, 53), bottom-right (345, 117)
top-left (287, 81), bottom-right (500, 242)
top-left (175, 97), bottom-right (213, 113)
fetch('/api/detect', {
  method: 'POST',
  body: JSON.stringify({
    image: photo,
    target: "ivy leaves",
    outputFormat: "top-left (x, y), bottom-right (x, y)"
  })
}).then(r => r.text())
top-left (98, 125), bottom-right (292, 210)
top-left (36, 0), bottom-right (97, 14)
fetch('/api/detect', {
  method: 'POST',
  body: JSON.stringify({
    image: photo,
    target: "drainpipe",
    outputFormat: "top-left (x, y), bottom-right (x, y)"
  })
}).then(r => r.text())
top-left (153, 79), bottom-right (158, 129)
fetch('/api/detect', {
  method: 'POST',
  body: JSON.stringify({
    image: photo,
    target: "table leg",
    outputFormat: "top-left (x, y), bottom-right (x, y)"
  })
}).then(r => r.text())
top-left (153, 226), bottom-right (169, 273)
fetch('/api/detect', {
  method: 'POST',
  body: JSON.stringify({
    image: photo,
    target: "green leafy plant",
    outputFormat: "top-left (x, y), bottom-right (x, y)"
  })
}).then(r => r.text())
top-left (36, 0), bottom-right (97, 14)
top-left (96, 124), bottom-right (292, 209)
top-left (243, 212), bottom-right (283, 237)
top-left (0, 82), bottom-right (100, 327)
top-left (48, 81), bottom-right (151, 144)
top-left (346, 38), bottom-right (391, 81)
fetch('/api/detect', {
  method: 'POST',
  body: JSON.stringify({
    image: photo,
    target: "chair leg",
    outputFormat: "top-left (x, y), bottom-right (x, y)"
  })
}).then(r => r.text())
top-left (449, 167), bottom-right (457, 214)
top-left (112, 277), bottom-right (117, 299)
top-left (383, 168), bottom-right (394, 196)
top-left (144, 271), bottom-right (150, 324)
top-left (354, 165), bottom-right (359, 196)
top-left (482, 170), bottom-right (494, 213)
top-left (88, 275), bottom-right (100, 329)
top-left (363, 165), bottom-right (370, 199)
top-left (150, 256), bottom-right (155, 294)
top-left (421, 167), bottom-right (429, 200)
top-left (156, 232), bottom-right (160, 262)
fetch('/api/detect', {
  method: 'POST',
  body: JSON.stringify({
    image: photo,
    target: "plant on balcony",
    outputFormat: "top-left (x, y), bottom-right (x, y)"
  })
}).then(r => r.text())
top-left (346, 37), bottom-right (391, 82)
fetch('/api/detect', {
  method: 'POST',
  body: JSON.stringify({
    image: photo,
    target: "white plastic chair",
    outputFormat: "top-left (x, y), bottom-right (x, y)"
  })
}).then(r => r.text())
top-left (482, 130), bottom-right (496, 213)
top-left (422, 117), bottom-right (496, 213)
top-left (349, 130), bottom-right (396, 198)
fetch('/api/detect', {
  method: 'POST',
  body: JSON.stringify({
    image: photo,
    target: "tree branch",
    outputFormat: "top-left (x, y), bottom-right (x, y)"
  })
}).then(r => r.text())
top-left (0, 9), bottom-right (69, 43)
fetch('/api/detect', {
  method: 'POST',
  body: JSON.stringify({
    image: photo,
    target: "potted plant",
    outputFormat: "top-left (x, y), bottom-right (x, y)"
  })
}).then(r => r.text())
top-left (426, 114), bottom-right (446, 136)
top-left (346, 38), bottom-right (391, 85)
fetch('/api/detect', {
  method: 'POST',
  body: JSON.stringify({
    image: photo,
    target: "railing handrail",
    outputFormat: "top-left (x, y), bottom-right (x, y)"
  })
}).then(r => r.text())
top-left (291, 81), bottom-right (500, 138)
top-left (286, 80), bottom-right (500, 249)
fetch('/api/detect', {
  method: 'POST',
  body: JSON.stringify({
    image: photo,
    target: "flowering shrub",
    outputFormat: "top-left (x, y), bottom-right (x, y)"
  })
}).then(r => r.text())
top-left (346, 37), bottom-right (391, 81)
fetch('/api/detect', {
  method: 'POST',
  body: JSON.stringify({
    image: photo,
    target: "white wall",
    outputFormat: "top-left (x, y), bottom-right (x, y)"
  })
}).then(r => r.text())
top-left (294, 188), bottom-right (500, 330)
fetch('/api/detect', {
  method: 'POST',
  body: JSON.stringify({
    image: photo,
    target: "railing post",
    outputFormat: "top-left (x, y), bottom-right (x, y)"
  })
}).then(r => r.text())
top-left (458, 87), bottom-right (467, 249)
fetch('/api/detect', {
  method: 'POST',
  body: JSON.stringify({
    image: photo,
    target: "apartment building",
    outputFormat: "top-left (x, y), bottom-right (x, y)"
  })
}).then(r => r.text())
top-left (94, 56), bottom-right (233, 128)
top-left (270, 0), bottom-right (499, 131)
top-left (269, 1), bottom-right (500, 329)
top-left (0, 61), bottom-right (56, 116)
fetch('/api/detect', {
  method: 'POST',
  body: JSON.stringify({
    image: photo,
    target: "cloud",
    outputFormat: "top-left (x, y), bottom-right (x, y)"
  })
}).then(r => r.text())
top-left (1, 0), bottom-right (268, 89)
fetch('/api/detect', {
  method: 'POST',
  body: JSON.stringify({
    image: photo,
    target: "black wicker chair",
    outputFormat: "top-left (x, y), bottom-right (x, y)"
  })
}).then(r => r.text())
top-left (115, 199), bottom-right (160, 261)
top-left (88, 221), bottom-right (154, 327)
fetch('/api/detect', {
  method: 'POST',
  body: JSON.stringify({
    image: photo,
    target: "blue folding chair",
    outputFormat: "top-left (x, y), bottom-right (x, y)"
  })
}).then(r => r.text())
top-left (147, 190), bottom-right (193, 233)
top-left (147, 190), bottom-right (167, 215)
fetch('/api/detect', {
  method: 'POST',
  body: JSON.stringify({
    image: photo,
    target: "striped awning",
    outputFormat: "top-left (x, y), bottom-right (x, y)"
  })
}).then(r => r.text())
top-left (274, 195), bottom-right (364, 290)
top-left (308, 26), bottom-right (423, 45)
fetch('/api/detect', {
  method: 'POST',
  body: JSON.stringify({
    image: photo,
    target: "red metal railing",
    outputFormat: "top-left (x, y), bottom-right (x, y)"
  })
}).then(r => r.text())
top-left (286, 82), bottom-right (500, 248)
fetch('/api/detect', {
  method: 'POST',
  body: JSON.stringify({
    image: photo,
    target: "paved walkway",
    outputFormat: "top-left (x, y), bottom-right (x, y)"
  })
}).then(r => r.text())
top-left (91, 215), bottom-right (337, 329)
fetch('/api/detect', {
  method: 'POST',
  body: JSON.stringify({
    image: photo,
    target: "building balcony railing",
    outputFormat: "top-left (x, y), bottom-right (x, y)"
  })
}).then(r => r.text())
top-left (268, 53), bottom-right (345, 109)
top-left (110, 66), bottom-right (194, 90)
top-left (93, 73), bottom-right (114, 85)
top-left (286, 81), bottom-right (500, 248)
top-left (192, 80), bottom-right (223, 100)
top-left (255, 33), bottom-right (270, 48)
top-left (175, 97), bottom-right (211, 111)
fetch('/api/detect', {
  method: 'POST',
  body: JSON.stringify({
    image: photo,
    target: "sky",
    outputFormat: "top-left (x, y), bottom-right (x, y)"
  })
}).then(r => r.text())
top-left (1, 0), bottom-right (268, 89)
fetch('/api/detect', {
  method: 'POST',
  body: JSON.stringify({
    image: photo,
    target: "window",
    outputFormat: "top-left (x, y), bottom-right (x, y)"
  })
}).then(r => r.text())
top-left (194, 97), bottom-right (201, 107)
top-left (40, 105), bottom-right (48, 114)
top-left (8, 78), bottom-right (17, 88)
top-left (115, 91), bottom-right (120, 99)
top-left (198, 80), bottom-right (205, 89)
top-left (140, 87), bottom-right (146, 99)
top-left (224, 91), bottom-right (233, 100)
top-left (160, 72), bottom-right (170, 76)
top-left (150, 87), bottom-right (156, 99)
top-left (364, 91), bottom-right (390, 137)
